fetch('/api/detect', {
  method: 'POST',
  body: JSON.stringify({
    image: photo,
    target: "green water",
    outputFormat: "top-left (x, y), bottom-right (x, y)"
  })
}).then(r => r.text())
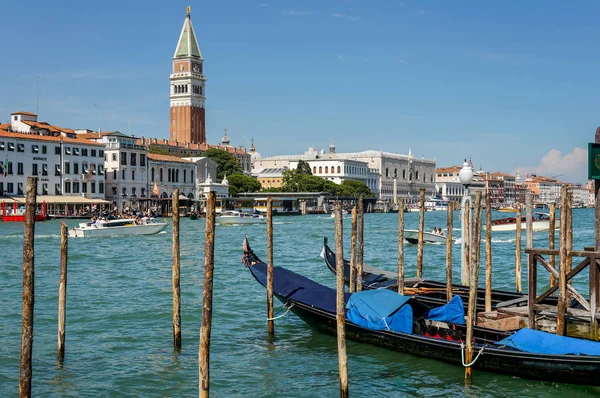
top-left (1, 209), bottom-right (599, 397)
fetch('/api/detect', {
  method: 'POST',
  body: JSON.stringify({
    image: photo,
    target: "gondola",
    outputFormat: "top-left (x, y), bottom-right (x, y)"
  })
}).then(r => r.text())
top-left (321, 237), bottom-right (558, 312)
top-left (242, 237), bottom-right (600, 386)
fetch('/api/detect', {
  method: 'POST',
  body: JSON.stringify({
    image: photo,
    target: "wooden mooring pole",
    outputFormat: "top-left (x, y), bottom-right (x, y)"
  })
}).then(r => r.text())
top-left (485, 195), bottom-right (492, 312)
top-left (199, 191), bottom-right (216, 397)
top-left (446, 202), bottom-right (453, 301)
top-left (334, 201), bottom-right (349, 397)
top-left (515, 203), bottom-right (522, 293)
top-left (462, 204), bottom-right (471, 286)
top-left (20, 177), bottom-right (37, 398)
top-left (398, 199), bottom-right (405, 295)
top-left (549, 202), bottom-right (556, 288)
top-left (526, 193), bottom-right (533, 300)
top-left (172, 189), bottom-right (181, 350)
top-left (417, 188), bottom-right (425, 278)
top-left (465, 192), bottom-right (482, 382)
top-left (57, 222), bottom-right (68, 362)
top-left (350, 205), bottom-right (357, 293)
top-left (267, 197), bottom-right (274, 335)
top-left (357, 197), bottom-right (364, 291)
top-left (556, 185), bottom-right (568, 336)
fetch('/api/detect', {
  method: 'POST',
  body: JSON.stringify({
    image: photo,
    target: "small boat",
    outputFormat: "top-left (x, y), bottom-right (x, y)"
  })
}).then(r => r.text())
top-left (496, 206), bottom-right (518, 212)
top-left (189, 213), bottom-right (199, 220)
top-left (330, 209), bottom-right (349, 218)
top-left (424, 197), bottom-right (451, 211)
top-left (68, 218), bottom-right (168, 238)
top-left (490, 212), bottom-right (560, 232)
top-left (404, 229), bottom-right (448, 244)
top-left (218, 210), bottom-right (265, 225)
top-left (1, 201), bottom-right (47, 222)
top-left (243, 237), bottom-right (600, 386)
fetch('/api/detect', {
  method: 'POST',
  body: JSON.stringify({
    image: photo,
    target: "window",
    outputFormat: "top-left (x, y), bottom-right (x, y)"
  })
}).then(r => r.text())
top-left (122, 187), bottom-right (127, 197)
top-left (120, 152), bottom-right (127, 165)
top-left (64, 181), bottom-right (71, 194)
top-left (337, 166), bottom-right (341, 173)
top-left (64, 147), bottom-right (71, 155)
top-left (140, 154), bottom-right (146, 167)
top-left (112, 186), bottom-right (117, 195)
top-left (42, 145), bottom-right (47, 154)
top-left (91, 149), bottom-right (97, 157)
top-left (17, 144), bottom-right (24, 152)
top-left (73, 148), bottom-right (80, 156)
top-left (73, 163), bottom-right (79, 175)
top-left (55, 146), bottom-right (60, 155)
top-left (7, 182), bottom-right (14, 194)
top-left (131, 170), bottom-right (135, 180)
top-left (325, 166), bottom-right (328, 174)
top-left (13, 116), bottom-right (17, 121)
top-left (17, 183), bottom-right (23, 195)
top-left (191, 170), bottom-right (193, 182)
top-left (403, 169), bottom-right (406, 179)
top-left (183, 169), bottom-right (187, 183)
top-left (113, 170), bottom-right (117, 180)
top-left (91, 182), bottom-right (96, 194)
top-left (82, 182), bottom-right (87, 193)
top-left (64, 162), bottom-right (70, 174)
top-left (17, 163), bottom-right (23, 175)
top-left (121, 169), bottom-right (126, 180)
top-left (0, 142), bottom-right (4, 150)
top-left (32, 145), bottom-right (39, 153)
top-left (112, 153), bottom-right (117, 161)
top-left (141, 188), bottom-right (146, 197)
top-left (132, 187), bottom-right (136, 196)
top-left (55, 183), bottom-right (61, 195)
top-left (313, 167), bottom-right (316, 174)
top-left (8, 142), bottom-right (14, 151)
top-left (98, 165), bottom-right (104, 175)
top-left (0, 163), bottom-right (3, 176)
top-left (42, 164), bottom-right (48, 176)
top-left (318, 167), bottom-right (322, 173)
top-left (32, 164), bottom-right (38, 175)
top-left (99, 182), bottom-right (104, 194)
top-left (151, 168), bottom-right (155, 181)
top-left (55, 165), bottom-right (61, 176)
top-left (130, 153), bottom-right (136, 166)
top-left (160, 168), bottom-right (163, 182)
top-left (416, 171), bottom-right (419, 180)
top-left (385, 168), bottom-right (389, 178)
top-left (42, 183), bottom-right (48, 195)
top-left (176, 169), bottom-right (179, 182)
top-left (394, 168), bottom-right (398, 178)
top-left (82, 148), bottom-right (88, 157)
top-left (73, 182), bottom-right (79, 194)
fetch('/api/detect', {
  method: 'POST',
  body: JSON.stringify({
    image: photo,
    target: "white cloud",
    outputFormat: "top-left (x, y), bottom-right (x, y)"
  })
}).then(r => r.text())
top-left (518, 147), bottom-right (588, 184)
top-left (282, 10), bottom-right (314, 16)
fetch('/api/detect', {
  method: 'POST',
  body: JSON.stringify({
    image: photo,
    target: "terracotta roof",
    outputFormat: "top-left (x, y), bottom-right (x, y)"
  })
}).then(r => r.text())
top-left (0, 129), bottom-right (104, 146)
top-left (11, 111), bottom-right (37, 116)
top-left (0, 123), bottom-right (9, 130)
top-left (77, 131), bottom-right (113, 140)
top-left (436, 166), bottom-right (461, 173)
top-left (21, 120), bottom-right (75, 134)
top-left (491, 172), bottom-right (512, 177)
top-left (147, 153), bottom-right (194, 163)
top-left (139, 138), bottom-right (249, 156)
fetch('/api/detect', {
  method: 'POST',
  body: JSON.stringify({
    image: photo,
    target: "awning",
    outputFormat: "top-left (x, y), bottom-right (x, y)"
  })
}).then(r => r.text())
top-left (2, 195), bottom-right (112, 204)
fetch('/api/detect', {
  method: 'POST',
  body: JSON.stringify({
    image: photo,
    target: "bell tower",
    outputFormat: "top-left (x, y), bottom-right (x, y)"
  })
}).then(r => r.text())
top-left (170, 6), bottom-right (206, 144)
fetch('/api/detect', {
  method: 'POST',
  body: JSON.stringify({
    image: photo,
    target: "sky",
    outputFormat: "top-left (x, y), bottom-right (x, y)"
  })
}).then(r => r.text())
top-left (0, 0), bottom-right (597, 184)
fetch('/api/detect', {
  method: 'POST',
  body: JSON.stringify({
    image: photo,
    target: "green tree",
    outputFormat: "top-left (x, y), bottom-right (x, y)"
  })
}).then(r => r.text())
top-left (148, 144), bottom-right (172, 156)
top-left (227, 172), bottom-right (262, 196)
top-left (205, 148), bottom-right (242, 181)
top-left (296, 160), bottom-right (313, 175)
top-left (338, 180), bottom-right (374, 197)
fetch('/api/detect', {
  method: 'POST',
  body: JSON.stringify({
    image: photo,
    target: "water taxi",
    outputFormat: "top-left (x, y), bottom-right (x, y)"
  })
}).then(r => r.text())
top-left (217, 210), bottom-right (266, 225)
top-left (68, 218), bottom-right (169, 238)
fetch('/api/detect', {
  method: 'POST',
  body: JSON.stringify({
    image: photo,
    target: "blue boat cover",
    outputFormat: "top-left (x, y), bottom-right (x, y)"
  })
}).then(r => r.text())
top-left (249, 262), bottom-right (349, 313)
top-left (345, 290), bottom-right (413, 334)
top-left (426, 296), bottom-right (465, 325)
top-left (496, 328), bottom-right (600, 356)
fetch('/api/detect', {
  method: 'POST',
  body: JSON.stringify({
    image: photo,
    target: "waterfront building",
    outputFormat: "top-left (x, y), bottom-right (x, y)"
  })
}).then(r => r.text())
top-left (570, 184), bottom-right (590, 208)
top-left (170, 7), bottom-right (206, 144)
top-left (435, 164), bottom-right (485, 204)
top-left (255, 167), bottom-right (287, 189)
top-left (0, 112), bottom-right (106, 206)
top-left (483, 174), bottom-right (504, 207)
top-left (587, 180), bottom-right (595, 207)
top-left (148, 153), bottom-right (197, 199)
top-left (525, 175), bottom-right (561, 205)
top-left (182, 156), bottom-right (229, 201)
top-left (490, 172), bottom-right (516, 205)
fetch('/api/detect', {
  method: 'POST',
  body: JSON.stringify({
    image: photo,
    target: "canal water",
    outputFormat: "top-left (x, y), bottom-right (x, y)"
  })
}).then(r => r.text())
top-left (0, 209), bottom-right (599, 397)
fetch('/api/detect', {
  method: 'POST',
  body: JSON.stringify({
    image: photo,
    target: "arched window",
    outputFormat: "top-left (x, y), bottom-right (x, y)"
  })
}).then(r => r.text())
top-left (403, 169), bottom-right (406, 179)
top-left (191, 170), bottom-right (194, 182)
top-left (325, 166), bottom-right (328, 174)
top-left (337, 166), bottom-right (341, 173)
top-left (176, 169), bottom-right (179, 182)
top-left (319, 167), bottom-right (322, 173)
top-left (183, 170), bottom-right (187, 183)
top-left (386, 168), bottom-right (389, 178)
top-left (151, 167), bottom-right (155, 182)
top-left (423, 173), bottom-right (426, 182)
top-left (416, 171), bottom-right (419, 180)
top-left (160, 168), bottom-right (163, 182)
top-left (313, 166), bottom-right (316, 174)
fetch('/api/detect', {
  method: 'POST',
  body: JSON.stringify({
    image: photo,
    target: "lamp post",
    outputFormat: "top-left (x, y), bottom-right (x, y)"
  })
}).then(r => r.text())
top-left (459, 159), bottom-right (474, 286)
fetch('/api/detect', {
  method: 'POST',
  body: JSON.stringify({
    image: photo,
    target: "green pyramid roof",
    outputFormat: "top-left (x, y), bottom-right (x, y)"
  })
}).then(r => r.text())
top-left (174, 9), bottom-right (202, 59)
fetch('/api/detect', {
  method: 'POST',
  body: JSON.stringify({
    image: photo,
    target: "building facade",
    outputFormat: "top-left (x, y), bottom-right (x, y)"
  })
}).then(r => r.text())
top-left (170, 7), bottom-right (206, 144)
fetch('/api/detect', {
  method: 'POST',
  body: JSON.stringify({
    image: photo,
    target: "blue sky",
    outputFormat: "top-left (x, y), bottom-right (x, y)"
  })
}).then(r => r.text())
top-left (0, 1), bottom-right (596, 184)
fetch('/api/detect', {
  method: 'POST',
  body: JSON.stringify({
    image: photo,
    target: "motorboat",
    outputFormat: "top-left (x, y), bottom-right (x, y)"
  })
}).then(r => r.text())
top-left (489, 212), bottom-right (560, 232)
top-left (404, 229), bottom-right (448, 244)
top-left (217, 210), bottom-right (265, 225)
top-left (424, 197), bottom-right (451, 211)
top-left (496, 206), bottom-right (518, 213)
top-left (68, 217), bottom-right (169, 238)
top-left (330, 209), bottom-right (349, 218)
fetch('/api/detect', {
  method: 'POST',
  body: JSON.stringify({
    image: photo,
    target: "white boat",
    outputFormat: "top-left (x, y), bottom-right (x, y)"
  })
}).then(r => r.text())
top-left (68, 218), bottom-right (169, 238)
top-left (404, 229), bottom-right (448, 244)
top-left (218, 210), bottom-right (266, 225)
top-left (489, 212), bottom-right (560, 232)
top-left (330, 209), bottom-right (349, 218)
top-left (424, 197), bottom-right (451, 211)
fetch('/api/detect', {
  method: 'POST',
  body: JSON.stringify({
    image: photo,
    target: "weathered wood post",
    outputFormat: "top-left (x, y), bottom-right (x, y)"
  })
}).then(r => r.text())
top-left (199, 191), bottom-right (216, 397)
top-left (556, 185), bottom-right (568, 336)
top-left (594, 128), bottom-right (600, 340)
top-left (172, 188), bottom-right (181, 350)
top-left (485, 194), bottom-right (492, 312)
top-left (357, 197), bottom-right (364, 291)
top-left (526, 192), bottom-right (533, 301)
top-left (266, 197), bottom-right (274, 335)
top-left (57, 222), bottom-right (68, 362)
top-left (465, 191), bottom-right (482, 382)
top-left (515, 203), bottom-right (522, 293)
top-left (549, 202), bottom-right (556, 287)
top-left (350, 205), bottom-right (357, 293)
top-left (20, 177), bottom-right (37, 398)
top-left (398, 199), bottom-right (405, 295)
top-left (417, 188), bottom-right (425, 278)
top-left (566, 190), bottom-right (573, 278)
top-left (462, 204), bottom-right (471, 286)
top-left (446, 202), bottom-right (453, 301)
top-left (334, 201), bottom-right (349, 397)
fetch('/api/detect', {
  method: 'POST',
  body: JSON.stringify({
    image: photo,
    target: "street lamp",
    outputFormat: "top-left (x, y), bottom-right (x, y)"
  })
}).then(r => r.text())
top-left (459, 159), bottom-right (474, 286)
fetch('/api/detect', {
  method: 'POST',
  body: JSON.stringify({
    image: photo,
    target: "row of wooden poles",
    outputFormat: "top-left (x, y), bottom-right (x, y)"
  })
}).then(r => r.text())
top-left (17, 174), bottom-right (574, 397)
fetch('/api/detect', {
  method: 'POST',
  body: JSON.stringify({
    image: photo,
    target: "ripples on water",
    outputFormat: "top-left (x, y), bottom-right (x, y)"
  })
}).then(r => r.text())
top-left (1, 209), bottom-right (599, 397)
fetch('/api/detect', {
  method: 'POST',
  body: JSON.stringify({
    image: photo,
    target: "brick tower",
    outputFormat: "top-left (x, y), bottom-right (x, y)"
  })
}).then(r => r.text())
top-left (170, 6), bottom-right (206, 144)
